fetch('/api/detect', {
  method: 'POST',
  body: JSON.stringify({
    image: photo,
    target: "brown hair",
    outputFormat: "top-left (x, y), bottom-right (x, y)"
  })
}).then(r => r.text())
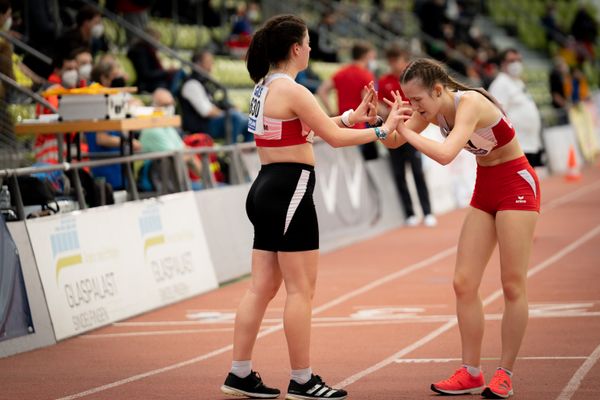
top-left (402, 58), bottom-right (504, 112)
top-left (246, 14), bottom-right (307, 83)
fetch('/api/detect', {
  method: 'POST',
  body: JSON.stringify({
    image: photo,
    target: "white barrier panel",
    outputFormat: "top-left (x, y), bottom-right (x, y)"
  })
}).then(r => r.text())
top-left (194, 184), bottom-right (254, 284)
top-left (543, 124), bottom-right (582, 174)
top-left (421, 125), bottom-right (476, 213)
top-left (313, 144), bottom-right (380, 235)
top-left (26, 192), bottom-right (218, 340)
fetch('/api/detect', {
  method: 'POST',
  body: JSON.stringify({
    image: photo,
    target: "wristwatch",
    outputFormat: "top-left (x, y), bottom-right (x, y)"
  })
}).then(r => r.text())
top-left (374, 126), bottom-right (388, 140)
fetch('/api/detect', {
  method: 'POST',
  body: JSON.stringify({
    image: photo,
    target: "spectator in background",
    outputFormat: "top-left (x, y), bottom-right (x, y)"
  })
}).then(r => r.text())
top-left (33, 52), bottom-right (89, 165)
top-left (489, 48), bottom-right (544, 169)
top-left (378, 43), bottom-right (437, 227)
top-left (313, 10), bottom-right (338, 62)
top-left (91, 56), bottom-right (126, 88)
top-left (21, 0), bottom-right (61, 79)
top-left (97, 53), bottom-right (128, 87)
top-left (109, 0), bottom-right (152, 46)
top-left (74, 48), bottom-right (93, 84)
top-left (139, 88), bottom-right (202, 180)
top-left (179, 48), bottom-right (251, 142)
top-left (226, 2), bottom-right (253, 57)
top-left (295, 63), bottom-right (322, 94)
top-left (549, 56), bottom-right (570, 125)
top-left (570, 3), bottom-right (598, 60)
top-left (565, 65), bottom-right (590, 105)
top-left (127, 27), bottom-right (177, 93)
top-left (317, 40), bottom-right (378, 159)
top-left (83, 60), bottom-right (142, 190)
top-left (54, 5), bottom-right (107, 67)
top-left (541, 2), bottom-right (564, 49)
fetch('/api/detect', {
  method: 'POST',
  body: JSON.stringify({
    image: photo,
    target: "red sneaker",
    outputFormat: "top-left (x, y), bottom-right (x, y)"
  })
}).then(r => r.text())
top-left (482, 369), bottom-right (513, 399)
top-left (431, 366), bottom-right (485, 395)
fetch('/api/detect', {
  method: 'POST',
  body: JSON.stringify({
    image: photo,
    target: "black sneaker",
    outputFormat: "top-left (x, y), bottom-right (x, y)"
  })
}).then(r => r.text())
top-left (285, 374), bottom-right (347, 399)
top-left (221, 370), bottom-right (280, 398)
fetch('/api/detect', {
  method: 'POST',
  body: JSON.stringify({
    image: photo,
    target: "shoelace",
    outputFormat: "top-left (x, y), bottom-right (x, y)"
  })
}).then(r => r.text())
top-left (441, 369), bottom-right (466, 385)
top-left (489, 372), bottom-right (510, 390)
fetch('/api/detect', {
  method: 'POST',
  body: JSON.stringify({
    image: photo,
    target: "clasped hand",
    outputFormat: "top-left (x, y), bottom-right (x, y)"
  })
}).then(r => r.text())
top-left (350, 85), bottom-right (412, 135)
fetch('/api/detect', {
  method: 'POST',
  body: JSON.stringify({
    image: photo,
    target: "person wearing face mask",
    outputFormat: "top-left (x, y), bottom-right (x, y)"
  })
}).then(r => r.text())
top-left (317, 41), bottom-right (379, 160)
top-left (54, 5), bottom-right (107, 72)
top-left (74, 48), bottom-right (93, 84)
top-left (33, 55), bottom-right (85, 165)
top-left (488, 48), bottom-right (544, 170)
top-left (138, 88), bottom-right (203, 189)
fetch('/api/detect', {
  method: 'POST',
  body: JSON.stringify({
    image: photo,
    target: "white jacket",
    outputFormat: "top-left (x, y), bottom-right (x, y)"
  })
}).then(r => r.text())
top-left (488, 72), bottom-right (542, 153)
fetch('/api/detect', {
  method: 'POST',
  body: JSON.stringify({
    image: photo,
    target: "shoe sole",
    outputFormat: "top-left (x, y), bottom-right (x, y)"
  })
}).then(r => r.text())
top-left (285, 394), bottom-right (347, 400)
top-left (430, 384), bottom-right (485, 395)
top-left (221, 384), bottom-right (280, 399)
top-left (482, 387), bottom-right (513, 399)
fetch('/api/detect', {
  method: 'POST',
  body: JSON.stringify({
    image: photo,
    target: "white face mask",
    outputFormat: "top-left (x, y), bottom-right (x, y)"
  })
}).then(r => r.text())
top-left (61, 70), bottom-right (79, 88)
top-left (506, 61), bottom-right (523, 78)
top-left (90, 23), bottom-right (104, 39)
top-left (367, 59), bottom-right (378, 72)
top-left (2, 16), bottom-right (11, 31)
top-left (78, 63), bottom-right (92, 80)
top-left (163, 105), bottom-right (175, 116)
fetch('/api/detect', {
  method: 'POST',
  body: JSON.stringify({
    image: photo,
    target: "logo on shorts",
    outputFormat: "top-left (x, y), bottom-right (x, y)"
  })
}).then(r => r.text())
top-left (515, 195), bottom-right (527, 204)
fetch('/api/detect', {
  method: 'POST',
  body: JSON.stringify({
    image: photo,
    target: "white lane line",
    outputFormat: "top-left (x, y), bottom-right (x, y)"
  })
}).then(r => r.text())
top-left (395, 356), bottom-right (588, 364)
top-left (542, 179), bottom-right (600, 212)
top-left (335, 224), bottom-right (600, 389)
top-left (55, 246), bottom-right (457, 400)
top-left (84, 310), bottom-right (600, 338)
top-left (82, 328), bottom-right (235, 338)
top-left (556, 343), bottom-right (600, 400)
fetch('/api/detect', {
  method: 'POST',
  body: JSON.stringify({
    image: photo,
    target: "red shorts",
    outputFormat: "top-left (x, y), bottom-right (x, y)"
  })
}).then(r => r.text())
top-left (470, 156), bottom-right (541, 215)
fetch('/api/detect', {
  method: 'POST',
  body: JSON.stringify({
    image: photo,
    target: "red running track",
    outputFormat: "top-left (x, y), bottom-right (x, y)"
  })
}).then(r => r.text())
top-left (1, 166), bottom-right (599, 400)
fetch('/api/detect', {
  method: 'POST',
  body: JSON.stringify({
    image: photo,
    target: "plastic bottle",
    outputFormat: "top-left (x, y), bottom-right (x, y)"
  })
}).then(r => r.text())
top-left (0, 185), bottom-right (10, 210)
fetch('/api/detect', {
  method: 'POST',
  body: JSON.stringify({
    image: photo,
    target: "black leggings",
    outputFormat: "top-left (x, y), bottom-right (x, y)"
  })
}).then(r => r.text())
top-left (246, 163), bottom-right (318, 252)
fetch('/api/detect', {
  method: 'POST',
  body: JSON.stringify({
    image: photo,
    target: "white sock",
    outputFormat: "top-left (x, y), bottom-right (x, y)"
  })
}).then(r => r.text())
top-left (463, 364), bottom-right (481, 377)
top-left (291, 367), bottom-right (312, 384)
top-left (231, 360), bottom-right (252, 378)
top-left (498, 367), bottom-right (513, 377)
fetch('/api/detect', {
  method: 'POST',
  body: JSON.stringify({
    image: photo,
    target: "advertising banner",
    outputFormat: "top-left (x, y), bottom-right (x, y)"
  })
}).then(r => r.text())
top-left (27, 192), bottom-right (218, 340)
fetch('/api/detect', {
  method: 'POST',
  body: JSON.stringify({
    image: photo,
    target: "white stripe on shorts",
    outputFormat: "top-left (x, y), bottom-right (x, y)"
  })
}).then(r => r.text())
top-left (517, 169), bottom-right (537, 198)
top-left (284, 169), bottom-right (310, 235)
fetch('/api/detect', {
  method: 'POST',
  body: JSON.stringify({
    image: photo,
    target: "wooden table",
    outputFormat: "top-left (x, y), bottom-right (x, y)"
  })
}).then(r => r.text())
top-left (15, 115), bottom-right (181, 161)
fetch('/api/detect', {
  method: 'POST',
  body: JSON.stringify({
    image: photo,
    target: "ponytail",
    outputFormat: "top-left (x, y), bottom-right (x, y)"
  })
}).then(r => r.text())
top-left (246, 29), bottom-right (269, 83)
top-left (245, 14), bottom-right (307, 83)
top-left (403, 58), bottom-right (505, 114)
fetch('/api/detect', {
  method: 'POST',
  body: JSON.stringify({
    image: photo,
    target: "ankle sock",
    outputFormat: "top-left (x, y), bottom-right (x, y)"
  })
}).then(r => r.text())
top-left (291, 367), bottom-right (312, 384)
top-left (498, 367), bottom-right (513, 377)
top-left (463, 364), bottom-right (481, 377)
top-left (231, 360), bottom-right (252, 378)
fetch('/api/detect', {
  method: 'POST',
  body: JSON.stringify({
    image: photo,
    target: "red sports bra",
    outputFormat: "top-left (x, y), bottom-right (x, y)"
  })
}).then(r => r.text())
top-left (249, 73), bottom-right (313, 148)
top-left (436, 91), bottom-right (516, 156)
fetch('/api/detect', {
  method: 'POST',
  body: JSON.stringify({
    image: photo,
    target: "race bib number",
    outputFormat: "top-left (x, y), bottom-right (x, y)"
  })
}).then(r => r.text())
top-left (248, 84), bottom-right (268, 136)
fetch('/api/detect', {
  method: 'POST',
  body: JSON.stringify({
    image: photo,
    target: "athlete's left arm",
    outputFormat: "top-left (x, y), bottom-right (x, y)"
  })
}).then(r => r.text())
top-left (397, 93), bottom-right (480, 165)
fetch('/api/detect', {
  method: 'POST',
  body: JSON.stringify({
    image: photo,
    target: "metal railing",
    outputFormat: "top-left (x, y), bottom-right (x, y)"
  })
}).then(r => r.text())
top-left (0, 142), bottom-right (253, 221)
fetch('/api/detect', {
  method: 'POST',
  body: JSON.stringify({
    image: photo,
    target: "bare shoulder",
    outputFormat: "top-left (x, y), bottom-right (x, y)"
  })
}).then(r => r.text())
top-left (457, 90), bottom-right (498, 119)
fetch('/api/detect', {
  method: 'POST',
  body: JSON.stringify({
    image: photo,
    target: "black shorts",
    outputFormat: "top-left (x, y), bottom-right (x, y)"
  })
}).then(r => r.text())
top-left (246, 163), bottom-right (318, 252)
